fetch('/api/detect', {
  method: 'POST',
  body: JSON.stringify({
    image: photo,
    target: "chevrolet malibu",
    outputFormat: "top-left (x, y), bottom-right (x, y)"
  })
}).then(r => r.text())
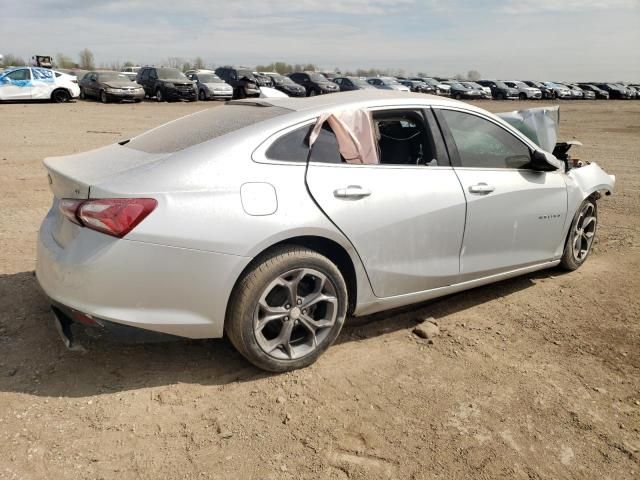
top-left (36, 91), bottom-right (614, 372)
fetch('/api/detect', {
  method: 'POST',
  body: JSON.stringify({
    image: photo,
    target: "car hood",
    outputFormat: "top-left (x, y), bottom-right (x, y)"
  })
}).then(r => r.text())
top-left (204, 82), bottom-right (231, 89)
top-left (103, 81), bottom-right (139, 88)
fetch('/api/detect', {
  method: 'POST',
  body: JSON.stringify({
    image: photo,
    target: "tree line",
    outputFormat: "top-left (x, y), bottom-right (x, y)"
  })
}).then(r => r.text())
top-left (1, 51), bottom-right (482, 81)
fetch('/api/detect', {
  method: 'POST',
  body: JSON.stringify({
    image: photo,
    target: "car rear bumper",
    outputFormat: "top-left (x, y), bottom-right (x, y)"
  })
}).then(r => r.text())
top-left (36, 207), bottom-right (251, 340)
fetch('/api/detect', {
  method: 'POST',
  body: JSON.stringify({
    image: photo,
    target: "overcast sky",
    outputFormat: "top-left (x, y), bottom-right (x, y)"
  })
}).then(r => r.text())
top-left (2, 0), bottom-right (639, 80)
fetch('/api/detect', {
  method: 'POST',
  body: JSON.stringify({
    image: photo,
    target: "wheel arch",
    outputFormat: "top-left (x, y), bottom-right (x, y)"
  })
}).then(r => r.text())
top-left (227, 235), bottom-right (359, 320)
top-left (50, 87), bottom-right (71, 101)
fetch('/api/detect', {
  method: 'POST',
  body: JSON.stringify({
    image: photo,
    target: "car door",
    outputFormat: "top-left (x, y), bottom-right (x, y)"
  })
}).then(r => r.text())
top-left (305, 107), bottom-right (467, 298)
top-left (434, 107), bottom-right (568, 281)
top-left (0, 68), bottom-right (32, 100)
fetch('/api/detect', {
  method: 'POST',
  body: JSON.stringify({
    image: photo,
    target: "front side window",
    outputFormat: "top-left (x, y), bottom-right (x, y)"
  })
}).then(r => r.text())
top-left (5, 69), bottom-right (31, 81)
top-left (440, 110), bottom-right (532, 169)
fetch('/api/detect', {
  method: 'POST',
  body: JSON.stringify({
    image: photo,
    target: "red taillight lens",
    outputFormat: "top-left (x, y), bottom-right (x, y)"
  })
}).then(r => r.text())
top-left (59, 198), bottom-right (157, 238)
top-left (59, 199), bottom-right (83, 225)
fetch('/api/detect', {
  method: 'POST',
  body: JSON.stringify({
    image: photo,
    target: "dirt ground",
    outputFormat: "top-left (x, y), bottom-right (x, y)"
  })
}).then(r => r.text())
top-left (0, 98), bottom-right (638, 480)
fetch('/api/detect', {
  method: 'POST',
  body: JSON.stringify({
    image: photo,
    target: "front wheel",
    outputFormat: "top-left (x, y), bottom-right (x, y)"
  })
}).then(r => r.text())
top-left (100, 90), bottom-right (109, 104)
top-left (226, 246), bottom-right (348, 372)
top-left (156, 88), bottom-right (164, 102)
top-left (199, 90), bottom-right (206, 101)
top-left (560, 198), bottom-right (598, 271)
top-left (519, 93), bottom-right (527, 100)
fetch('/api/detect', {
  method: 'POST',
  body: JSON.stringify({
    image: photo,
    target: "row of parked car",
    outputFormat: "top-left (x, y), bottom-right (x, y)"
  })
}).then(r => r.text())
top-left (1, 63), bottom-right (639, 103)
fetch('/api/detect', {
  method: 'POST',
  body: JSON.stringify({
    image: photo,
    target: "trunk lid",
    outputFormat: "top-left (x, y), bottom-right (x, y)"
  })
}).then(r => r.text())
top-left (43, 143), bottom-right (167, 199)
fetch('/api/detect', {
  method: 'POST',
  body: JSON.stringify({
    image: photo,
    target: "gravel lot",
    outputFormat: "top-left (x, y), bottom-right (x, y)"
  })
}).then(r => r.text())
top-left (0, 99), bottom-right (638, 480)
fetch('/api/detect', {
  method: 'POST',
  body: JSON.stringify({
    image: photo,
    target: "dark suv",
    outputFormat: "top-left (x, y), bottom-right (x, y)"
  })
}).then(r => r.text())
top-left (288, 72), bottom-right (339, 96)
top-left (477, 80), bottom-right (519, 100)
top-left (214, 66), bottom-right (260, 99)
top-left (136, 67), bottom-right (197, 102)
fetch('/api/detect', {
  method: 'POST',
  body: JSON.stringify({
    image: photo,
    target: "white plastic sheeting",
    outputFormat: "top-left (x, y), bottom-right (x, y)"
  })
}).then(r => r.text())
top-left (309, 110), bottom-right (379, 164)
top-left (496, 106), bottom-right (560, 154)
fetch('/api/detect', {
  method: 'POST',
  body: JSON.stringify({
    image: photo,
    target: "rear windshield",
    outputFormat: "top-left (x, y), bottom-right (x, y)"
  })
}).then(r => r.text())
top-left (124, 104), bottom-right (290, 154)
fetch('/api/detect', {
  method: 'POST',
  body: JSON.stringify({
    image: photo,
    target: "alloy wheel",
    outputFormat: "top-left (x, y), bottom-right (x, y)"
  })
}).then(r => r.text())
top-left (572, 202), bottom-right (597, 262)
top-left (253, 268), bottom-right (338, 360)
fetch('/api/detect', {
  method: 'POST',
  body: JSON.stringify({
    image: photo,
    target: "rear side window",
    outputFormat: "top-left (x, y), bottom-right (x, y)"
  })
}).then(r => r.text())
top-left (125, 105), bottom-right (290, 154)
top-left (440, 110), bottom-right (532, 169)
top-left (264, 123), bottom-right (346, 164)
top-left (266, 125), bottom-right (310, 162)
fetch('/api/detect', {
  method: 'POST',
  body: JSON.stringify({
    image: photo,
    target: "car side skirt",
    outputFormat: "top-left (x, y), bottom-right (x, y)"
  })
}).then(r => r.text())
top-left (354, 259), bottom-right (560, 316)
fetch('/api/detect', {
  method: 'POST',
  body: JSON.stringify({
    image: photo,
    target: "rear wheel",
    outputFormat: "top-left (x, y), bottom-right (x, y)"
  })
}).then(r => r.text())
top-left (51, 89), bottom-right (70, 103)
top-left (79, 88), bottom-right (86, 100)
top-left (560, 198), bottom-right (598, 271)
top-left (226, 246), bottom-right (348, 372)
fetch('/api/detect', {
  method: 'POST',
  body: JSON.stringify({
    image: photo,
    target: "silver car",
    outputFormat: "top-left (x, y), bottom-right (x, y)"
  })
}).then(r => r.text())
top-left (504, 80), bottom-right (543, 99)
top-left (185, 70), bottom-right (233, 100)
top-left (36, 91), bottom-right (614, 372)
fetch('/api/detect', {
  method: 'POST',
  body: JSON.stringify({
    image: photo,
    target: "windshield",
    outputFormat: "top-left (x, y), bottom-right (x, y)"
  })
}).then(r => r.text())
top-left (269, 74), bottom-right (296, 86)
top-left (381, 77), bottom-right (400, 85)
top-left (309, 72), bottom-right (328, 83)
top-left (448, 82), bottom-right (464, 89)
top-left (157, 68), bottom-right (187, 80)
top-left (514, 81), bottom-right (528, 88)
top-left (198, 74), bottom-right (223, 83)
top-left (351, 78), bottom-right (371, 87)
top-left (466, 82), bottom-right (482, 89)
top-left (98, 72), bottom-right (131, 82)
top-left (495, 81), bottom-right (508, 88)
top-left (237, 69), bottom-right (255, 79)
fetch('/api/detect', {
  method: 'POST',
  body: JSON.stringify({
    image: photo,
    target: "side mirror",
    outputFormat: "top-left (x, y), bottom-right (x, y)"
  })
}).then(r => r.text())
top-left (530, 150), bottom-right (558, 171)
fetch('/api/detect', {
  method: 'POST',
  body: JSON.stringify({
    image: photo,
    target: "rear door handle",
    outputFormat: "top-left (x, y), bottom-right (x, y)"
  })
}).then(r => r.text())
top-left (334, 185), bottom-right (372, 199)
top-left (468, 183), bottom-right (495, 194)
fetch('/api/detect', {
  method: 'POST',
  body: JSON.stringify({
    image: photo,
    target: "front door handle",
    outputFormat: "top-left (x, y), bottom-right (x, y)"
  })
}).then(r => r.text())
top-left (468, 183), bottom-right (495, 194)
top-left (334, 185), bottom-right (372, 199)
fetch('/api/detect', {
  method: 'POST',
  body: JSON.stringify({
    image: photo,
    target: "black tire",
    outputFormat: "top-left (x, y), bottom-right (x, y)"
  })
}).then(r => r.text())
top-left (100, 90), bottom-right (109, 104)
top-left (156, 88), bottom-right (164, 102)
top-left (51, 89), bottom-right (70, 103)
top-left (226, 246), bottom-right (348, 372)
top-left (199, 90), bottom-right (206, 101)
top-left (560, 198), bottom-right (598, 271)
top-left (519, 93), bottom-right (527, 100)
top-left (309, 89), bottom-right (317, 97)
top-left (79, 88), bottom-right (86, 100)
top-left (455, 93), bottom-right (462, 100)
top-left (496, 92), bottom-right (505, 100)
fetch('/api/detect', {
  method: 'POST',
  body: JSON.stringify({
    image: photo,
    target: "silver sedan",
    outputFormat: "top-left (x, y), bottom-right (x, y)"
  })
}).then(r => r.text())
top-left (36, 91), bottom-right (614, 371)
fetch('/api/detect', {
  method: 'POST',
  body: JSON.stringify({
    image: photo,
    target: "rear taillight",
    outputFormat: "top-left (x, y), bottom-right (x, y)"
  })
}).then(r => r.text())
top-left (59, 198), bottom-right (157, 238)
top-left (59, 199), bottom-right (83, 225)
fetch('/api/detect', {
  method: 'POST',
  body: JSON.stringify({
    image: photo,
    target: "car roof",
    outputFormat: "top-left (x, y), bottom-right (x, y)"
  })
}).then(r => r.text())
top-left (230, 90), bottom-right (472, 114)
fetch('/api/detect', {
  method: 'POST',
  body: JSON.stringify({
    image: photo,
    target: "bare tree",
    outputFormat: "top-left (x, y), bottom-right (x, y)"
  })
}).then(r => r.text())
top-left (78, 48), bottom-right (95, 70)
top-left (467, 70), bottom-right (481, 81)
top-left (193, 57), bottom-right (205, 70)
top-left (1, 53), bottom-right (26, 68)
top-left (55, 53), bottom-right (75, 69)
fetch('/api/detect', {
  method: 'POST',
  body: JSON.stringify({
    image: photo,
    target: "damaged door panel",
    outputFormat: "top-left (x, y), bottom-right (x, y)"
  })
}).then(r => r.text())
top-left (305, 108), bottom-right (466, 297)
